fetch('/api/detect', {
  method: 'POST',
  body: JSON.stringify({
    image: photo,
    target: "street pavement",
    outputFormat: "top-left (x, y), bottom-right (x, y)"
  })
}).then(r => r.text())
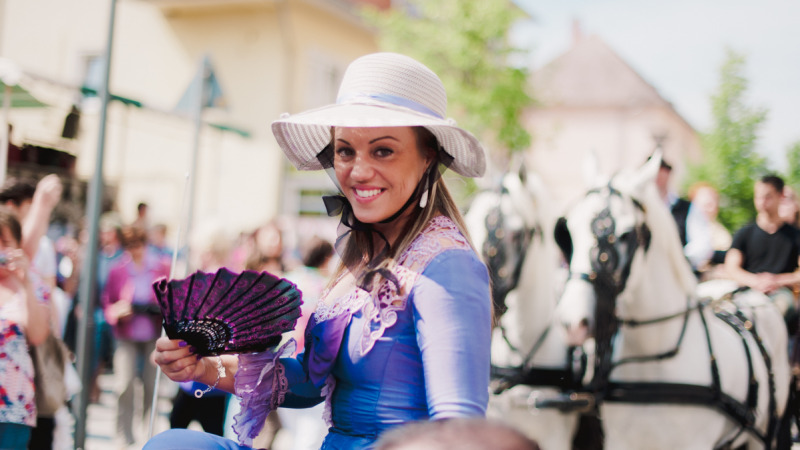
top-left (82, 372), bottom-right (178, 450)
top-left (80, 372), bottom-right (298, 450)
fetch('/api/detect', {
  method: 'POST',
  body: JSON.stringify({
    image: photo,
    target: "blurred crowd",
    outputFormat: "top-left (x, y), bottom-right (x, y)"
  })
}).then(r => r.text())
top-left (0, 173), bottom-right (336, 449)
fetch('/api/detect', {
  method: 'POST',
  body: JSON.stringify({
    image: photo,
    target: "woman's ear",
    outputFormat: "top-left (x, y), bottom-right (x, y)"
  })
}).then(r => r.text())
top-left (424, 146), bottom-right (437, 167)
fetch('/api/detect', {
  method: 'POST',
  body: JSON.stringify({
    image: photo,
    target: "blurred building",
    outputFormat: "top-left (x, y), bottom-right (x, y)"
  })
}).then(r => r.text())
top-left (0, 0), bottom-right (381, 238)
top-left (526, 25), bottom-right (702, 214)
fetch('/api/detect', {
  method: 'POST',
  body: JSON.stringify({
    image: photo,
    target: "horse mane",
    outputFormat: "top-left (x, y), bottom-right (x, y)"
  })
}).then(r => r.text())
top-left (621, 178), bottom-right (697, 296)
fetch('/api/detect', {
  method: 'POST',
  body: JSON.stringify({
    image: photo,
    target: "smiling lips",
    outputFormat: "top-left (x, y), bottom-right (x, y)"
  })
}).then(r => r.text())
top-left (354, 188), bottom-right (383, 200)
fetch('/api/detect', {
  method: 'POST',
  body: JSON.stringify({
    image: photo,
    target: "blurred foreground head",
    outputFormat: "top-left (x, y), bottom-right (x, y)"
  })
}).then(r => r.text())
top-left (374, 418), bottom-right (540, 450)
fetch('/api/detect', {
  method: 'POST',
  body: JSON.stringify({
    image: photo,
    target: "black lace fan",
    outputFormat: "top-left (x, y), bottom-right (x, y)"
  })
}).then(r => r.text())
top-left (153, 268), bottom-right (303, 356)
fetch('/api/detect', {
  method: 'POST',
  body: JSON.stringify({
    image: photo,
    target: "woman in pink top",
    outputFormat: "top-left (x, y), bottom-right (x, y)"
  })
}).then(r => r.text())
top-left (0, 207), bottom-right (50, 449)
top-left (102, 226), bottom-right (170, 446)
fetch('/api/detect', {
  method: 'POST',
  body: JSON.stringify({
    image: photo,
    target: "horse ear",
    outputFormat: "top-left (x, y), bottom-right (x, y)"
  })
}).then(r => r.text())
top-left (582, 148), bottom-right (602, 188)
top-left (554, 217), bottom-right (573, 263)
top-left (628, 149), bottom-right (663, 193)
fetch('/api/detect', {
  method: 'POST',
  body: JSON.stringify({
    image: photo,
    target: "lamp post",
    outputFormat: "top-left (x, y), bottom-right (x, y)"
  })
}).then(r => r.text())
top-left (73, 0), bottom-right (117, 447)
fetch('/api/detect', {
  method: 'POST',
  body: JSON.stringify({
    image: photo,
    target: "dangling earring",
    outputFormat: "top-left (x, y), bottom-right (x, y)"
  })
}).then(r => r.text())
top-left (419, 167), bottom-right (431, 208)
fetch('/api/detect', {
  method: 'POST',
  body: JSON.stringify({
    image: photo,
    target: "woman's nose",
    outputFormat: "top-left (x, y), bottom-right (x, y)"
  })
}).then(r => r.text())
top-left (350, 156), bottom-right (374, 180)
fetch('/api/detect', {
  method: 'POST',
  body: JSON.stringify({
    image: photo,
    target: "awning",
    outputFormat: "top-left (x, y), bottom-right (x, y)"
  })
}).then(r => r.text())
top-left (0, 58), bottom-right (48, 108)
top-left (80, 85), bottom-right (143, 108)
top-left (0, 58), bottom-right (49, 184)
top-left (0, 80), bottom-right (47, 108)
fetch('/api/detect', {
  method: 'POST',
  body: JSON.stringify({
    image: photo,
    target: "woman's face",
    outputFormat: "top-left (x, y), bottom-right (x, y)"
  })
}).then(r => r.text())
top-left (333, 127), bottom-right (433, 226)
top-left (0, 226), bottom-right (20, 276)
top-left (693, 187), bottom-right (719, 220)
top-left (779, 189), bottom-right (799, 224)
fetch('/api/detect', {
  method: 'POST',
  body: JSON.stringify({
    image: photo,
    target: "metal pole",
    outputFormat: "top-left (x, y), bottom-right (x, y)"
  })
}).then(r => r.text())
top-left (73, 0), bottom-right (117, 447)
top-left (147, 172), bottom-right (190, 439)
top-left (184, 55), bottom-right (209, 270)
top-left (0, 84), bottom-right (10, 186)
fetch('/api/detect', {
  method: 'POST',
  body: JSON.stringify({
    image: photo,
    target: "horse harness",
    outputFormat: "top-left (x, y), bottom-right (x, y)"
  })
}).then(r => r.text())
top-left (482, 185), bottom-right (539, 316)
top-left (483, 185), bottom-right (586, 397)
top-left (556, 185), bottom-right (780, 448)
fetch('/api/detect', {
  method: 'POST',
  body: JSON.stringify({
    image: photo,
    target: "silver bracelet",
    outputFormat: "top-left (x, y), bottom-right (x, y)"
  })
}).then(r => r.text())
top-left (194, 356), bottom-right (226, 398)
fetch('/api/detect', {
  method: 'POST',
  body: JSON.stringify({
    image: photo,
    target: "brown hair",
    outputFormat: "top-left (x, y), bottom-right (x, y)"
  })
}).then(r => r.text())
top-left (120, 225), bottom-right (148, 249)
top-left (0, 206), bottom-right (22, 244)
top-left (687, 181), bottom-right (717, 201)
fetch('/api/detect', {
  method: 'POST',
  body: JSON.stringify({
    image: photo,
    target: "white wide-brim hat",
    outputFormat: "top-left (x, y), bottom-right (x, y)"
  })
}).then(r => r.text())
top-left (271, 52), bottom-right (486, 178)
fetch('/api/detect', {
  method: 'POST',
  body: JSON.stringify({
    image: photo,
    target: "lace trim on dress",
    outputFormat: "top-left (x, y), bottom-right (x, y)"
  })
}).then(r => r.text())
top-left (313, 216), bottom-right (472, 425)
top-left (359, 215), bottom-right (470, 354)
top-left (313, 287), bottom-right (369, 324)
top-left (320, 375), bottom-right (336, 427)
top-left (232, 339), bottom-right (295, 446)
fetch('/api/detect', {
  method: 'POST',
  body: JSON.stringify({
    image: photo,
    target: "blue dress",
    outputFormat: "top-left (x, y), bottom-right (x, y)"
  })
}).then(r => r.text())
top-left (146, 216), bottom-right (491, 450)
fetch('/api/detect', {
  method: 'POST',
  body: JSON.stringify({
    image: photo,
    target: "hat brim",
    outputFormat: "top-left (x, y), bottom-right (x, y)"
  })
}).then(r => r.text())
top-left (271, 102), bottom-right (486, 178)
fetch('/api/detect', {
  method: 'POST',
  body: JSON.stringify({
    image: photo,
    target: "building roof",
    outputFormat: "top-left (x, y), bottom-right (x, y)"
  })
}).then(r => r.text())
top-left (532, 34), bottom-right (672, 110)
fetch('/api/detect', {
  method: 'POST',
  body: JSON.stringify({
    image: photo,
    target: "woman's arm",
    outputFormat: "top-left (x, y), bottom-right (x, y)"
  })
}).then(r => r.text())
top-left (13, 250), bottom-right (50, 345)
top-left (21, 174), bottom-right (62, 262)
top-left (413, 249), bottom-right (492, 418)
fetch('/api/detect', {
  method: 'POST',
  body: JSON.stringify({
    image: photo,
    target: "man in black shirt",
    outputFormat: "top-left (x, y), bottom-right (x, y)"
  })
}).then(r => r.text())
top-left (725, 175), bottom-right (800, 323)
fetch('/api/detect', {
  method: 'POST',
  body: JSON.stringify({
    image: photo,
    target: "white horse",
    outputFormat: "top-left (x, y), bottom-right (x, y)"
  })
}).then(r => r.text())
top-left (554, 153), bottom-right (792, 449)
top-left (466, 169), bottom-right (589, 450)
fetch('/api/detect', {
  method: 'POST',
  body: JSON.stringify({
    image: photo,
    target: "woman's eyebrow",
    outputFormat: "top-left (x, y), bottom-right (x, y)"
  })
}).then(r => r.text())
top-left (369, 136), bottom-right (399, 144)
top-left (336, 136), bottom-right (400, 145)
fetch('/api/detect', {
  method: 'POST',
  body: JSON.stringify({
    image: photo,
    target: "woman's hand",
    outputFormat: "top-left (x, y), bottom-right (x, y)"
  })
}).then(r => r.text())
top-left (151, 336), bottom-right (207, 383)
top-left (1, 248), bottom-right (30, 282)
top-left (106, 300), bottom-right (132, 324)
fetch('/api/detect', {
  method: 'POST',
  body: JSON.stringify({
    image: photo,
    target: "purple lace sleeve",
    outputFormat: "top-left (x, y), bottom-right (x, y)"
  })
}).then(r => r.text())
top-left (231, 339), bottom-right (296, 446)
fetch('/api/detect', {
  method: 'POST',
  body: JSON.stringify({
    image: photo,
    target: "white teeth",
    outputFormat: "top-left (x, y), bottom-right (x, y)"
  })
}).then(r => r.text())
top-left (355, 188), bottom-right (381, 198)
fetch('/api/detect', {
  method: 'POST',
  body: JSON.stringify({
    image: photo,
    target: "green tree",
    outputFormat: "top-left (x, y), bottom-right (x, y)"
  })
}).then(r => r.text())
top-left (784, 141), bottom-right (800, 192)
top-left (361, 0), bottom-right (533, 157)
top-left (686, 49), bottom-right (767, 231)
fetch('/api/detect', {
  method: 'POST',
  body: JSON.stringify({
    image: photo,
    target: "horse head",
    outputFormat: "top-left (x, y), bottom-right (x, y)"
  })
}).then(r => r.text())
top-left (554, 154), bottom-right (661, 349)
top-left (466, 165), bottom-right (544, 316)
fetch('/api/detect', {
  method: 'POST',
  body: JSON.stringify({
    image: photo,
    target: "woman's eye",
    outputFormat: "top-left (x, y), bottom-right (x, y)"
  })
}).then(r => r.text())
top-left (374, 147), bottom-right (394, 158)
top-left (335, 147), bottom-right (354, 159)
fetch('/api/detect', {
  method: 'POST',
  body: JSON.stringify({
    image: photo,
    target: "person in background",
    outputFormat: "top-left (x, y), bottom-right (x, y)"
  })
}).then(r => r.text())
top-left (132, 202), bottom-right (149, 232)
top-left (0, 208), bottom-right (51, 449)
top-left (654, 158), bottom-right (692, 246)
top-left (88, 213), bottom-right (125, 404)
top-left (780, 186), bottom-right (800, 228)
top-left (686, 182), bottom-right (731, 281)
top-left (102, 226), bottom-right (170, 448)
top-left (148, 223), bottom-right (173, 260)
top-left (147, 52), bottom-right (492, 449)
top-left (278, 235), bottom-right (334, 450)
top-left (653, 158), bottom-right (714, 274)
top-left (0, 174), bottom-right (65, 450)
top-left (169, 225), bottom-right (231, 437)
top-left (251, 220), bottom-right (286, 275)
top-left (725, 175), bottom-right (800, 333)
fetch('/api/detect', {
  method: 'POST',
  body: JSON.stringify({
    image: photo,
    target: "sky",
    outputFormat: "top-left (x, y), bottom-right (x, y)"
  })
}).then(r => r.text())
top-left (511, 0), bottom-right (800, 169)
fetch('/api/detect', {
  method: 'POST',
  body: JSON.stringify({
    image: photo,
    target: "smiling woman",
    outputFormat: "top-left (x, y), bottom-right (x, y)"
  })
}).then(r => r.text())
top-left (145, 52), bottom-right (494, 450)
top-left (332, 127), bottom-right (431, 232)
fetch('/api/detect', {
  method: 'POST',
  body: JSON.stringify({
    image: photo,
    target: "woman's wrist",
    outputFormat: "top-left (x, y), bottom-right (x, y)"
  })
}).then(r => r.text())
top-left (196, 356), bottom-right (226, 397)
